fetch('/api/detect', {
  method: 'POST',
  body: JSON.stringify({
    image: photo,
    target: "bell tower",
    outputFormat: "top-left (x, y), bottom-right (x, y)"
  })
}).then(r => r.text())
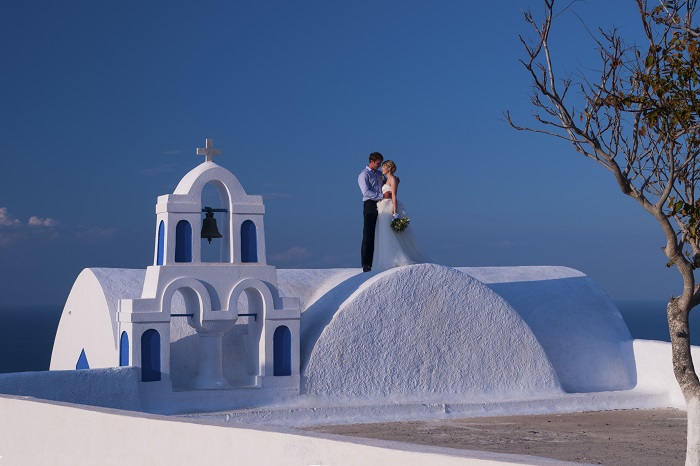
top-left (152, 138), bottom-right (267, 265)
top-left (117, 138), bottom-right (300, 395)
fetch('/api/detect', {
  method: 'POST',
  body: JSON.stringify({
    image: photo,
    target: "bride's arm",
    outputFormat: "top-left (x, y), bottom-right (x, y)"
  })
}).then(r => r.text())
top-left (391, 179), bottom-right (398, 215)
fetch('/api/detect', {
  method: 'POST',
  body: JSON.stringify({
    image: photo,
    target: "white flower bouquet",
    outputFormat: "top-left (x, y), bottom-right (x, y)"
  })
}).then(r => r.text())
top-left (391, 213), bottom-right (410, 232)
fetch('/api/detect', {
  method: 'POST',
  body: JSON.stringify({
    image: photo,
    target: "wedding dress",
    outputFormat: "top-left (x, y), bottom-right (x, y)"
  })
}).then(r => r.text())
top-left (373, 183), bottom-right (426, 270)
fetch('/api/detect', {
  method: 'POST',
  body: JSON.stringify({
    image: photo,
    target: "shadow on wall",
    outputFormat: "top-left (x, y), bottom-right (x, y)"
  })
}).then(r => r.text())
top-left (485, 276), bottom-right (637, 393)
top-left (299, 272), bottom-right (375, 372)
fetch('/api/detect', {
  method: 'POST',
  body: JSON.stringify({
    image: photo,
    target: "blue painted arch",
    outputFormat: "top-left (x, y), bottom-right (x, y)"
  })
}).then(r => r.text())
top-left (273, 326), bottom-right (292, 376)
top-left (241, 220), bottom-right (257, 263)
top-left (156, 221), bottom-right (165, 265)
top-left (119, 331), bottom-right (129, 367)
top-left (141, 329), bottom-right (161, 382)
top-left (175, 220), bottom-right (192, 263)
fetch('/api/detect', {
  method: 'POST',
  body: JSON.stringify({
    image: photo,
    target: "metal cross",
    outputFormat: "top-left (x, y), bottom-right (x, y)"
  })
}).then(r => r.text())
top-left (196, 138), bottom-right (222, 162)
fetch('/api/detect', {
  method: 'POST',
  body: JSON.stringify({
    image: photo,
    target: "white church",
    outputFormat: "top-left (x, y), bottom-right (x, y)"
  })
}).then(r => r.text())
top-left (40, 137), bottom-right (660, 419)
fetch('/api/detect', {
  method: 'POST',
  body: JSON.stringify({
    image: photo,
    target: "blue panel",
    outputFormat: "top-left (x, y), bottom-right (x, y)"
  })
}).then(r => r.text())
top-left (175, 220), bottom-right (192, 263)
top-left (273, 326), bottom-right (292, 376)
top-left (156, 221), bottom-right (165, 265)
top-left (119, 332), bottom-right (129, 367)
top-left (241, 220), bottom-right (258, 263)
top-left (76, 348), bottom-right (89, 370)
top-left (141, 329), bottom-right (161, 382)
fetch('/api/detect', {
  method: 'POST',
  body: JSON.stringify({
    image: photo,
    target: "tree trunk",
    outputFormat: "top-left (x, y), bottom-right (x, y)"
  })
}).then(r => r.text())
top-left (668, 298), bottom-right (700, 465)
top-left (688, 397), bottom-right (700, 465)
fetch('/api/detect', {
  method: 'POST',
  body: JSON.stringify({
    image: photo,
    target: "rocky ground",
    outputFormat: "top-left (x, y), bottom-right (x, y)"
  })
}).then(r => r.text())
top-left (304, 408), bottom-right (686, 465)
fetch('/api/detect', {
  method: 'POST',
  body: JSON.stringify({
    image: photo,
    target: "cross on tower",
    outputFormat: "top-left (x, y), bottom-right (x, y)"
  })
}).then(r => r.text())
top-left (196, 139), bottom-right (222, 163)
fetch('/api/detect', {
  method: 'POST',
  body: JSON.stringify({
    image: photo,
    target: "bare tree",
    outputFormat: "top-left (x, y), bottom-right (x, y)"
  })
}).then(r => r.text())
top-left (507, 0), bottom-right (700, 462)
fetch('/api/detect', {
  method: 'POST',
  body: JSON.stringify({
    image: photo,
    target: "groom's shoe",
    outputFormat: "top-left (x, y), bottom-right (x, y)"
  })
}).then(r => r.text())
top-left (363, 266), bottom-right (371, 272)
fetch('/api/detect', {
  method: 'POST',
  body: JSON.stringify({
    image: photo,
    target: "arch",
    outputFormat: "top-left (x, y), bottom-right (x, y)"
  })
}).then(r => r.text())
top-left (201, 180), bottom-right (232, 263)
top-left (241, 220), bottom-right (258, 263)
top-left (141, 329), bottom-right (161, 382)
top-left (160, 277), bottom-right (212, 317)
top-left (227, 278), bottom-right (274, 318)
top-left (175, 220), bottom-right (192, 263)
top-left (228, 279), bottom-right (274, 379)
top-left (156, 221), bottom-right (165, 265)
top-left (273, 326), bottom-right (292, 376)
top-left (119, 331), bottom-right (129, 367)
top-left (173, 163), bottom-right (244, 201)
top-left (76, 349), bottom-right (89, 370)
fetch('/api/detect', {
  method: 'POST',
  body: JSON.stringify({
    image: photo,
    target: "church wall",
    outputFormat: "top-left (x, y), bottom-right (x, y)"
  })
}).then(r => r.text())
top-left (0, 395), bottom-right (521, 466)
top-left (301, 264), bottom-right (563, 401)
top-left (50, 270), bottom-right (119, 370)
top-left (459, 266), bottom-right (636, 392)
top-left (0, 367), bottom-right (141, 410)
top-left (50, 268), bottom-right (146, 371)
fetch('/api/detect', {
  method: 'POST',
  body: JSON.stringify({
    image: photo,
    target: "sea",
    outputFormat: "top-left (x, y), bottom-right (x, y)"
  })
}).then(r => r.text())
top-left (0, 300), bottom-right (696, 374)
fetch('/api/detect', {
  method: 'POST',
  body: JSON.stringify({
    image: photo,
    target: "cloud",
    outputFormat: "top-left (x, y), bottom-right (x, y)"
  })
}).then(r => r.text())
top-left (28, 216), bottom-right (57, 227)
top-left (0, 207), bottom-right (20, 226)
top-left (0, 207), bottom-right (56, 229)
top-left (270, 246), bottom-right (311, 263)
top-left (163, 150), bottom-right (183, 155)
top-left (0, 207), bottom-right (111, 247)
top-left (0, 207), bottom-right (58, 247)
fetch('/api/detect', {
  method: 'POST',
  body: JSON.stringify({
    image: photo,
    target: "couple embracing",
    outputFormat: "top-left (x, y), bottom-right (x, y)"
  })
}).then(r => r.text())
top-left (358, 151), bottom-right (425, 272)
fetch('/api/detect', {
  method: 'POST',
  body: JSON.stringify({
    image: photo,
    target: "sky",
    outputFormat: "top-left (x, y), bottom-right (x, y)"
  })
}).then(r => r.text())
top-left (0, 0), bottom-right (682, 307)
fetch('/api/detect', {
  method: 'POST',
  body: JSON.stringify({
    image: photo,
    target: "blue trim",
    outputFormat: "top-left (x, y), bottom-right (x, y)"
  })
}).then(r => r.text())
top-left (273, 326), bottom-right (292, 376)
top-left (141, 329), bottom-right (161, 382)
top-left (76, 348), bottom-right (89, 370)
top-left (241, 220), bottom-right (258, 263)
top-left (119, 331), bottom-right (129, 367)
top-left (156, 221), bottom-right (165, 265)
top-left (175, 220), bottom-right (192, 263)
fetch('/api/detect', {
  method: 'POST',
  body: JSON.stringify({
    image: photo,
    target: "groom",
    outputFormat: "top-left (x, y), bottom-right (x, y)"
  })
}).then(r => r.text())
top-left (358, 152), bottom-right (384, 272)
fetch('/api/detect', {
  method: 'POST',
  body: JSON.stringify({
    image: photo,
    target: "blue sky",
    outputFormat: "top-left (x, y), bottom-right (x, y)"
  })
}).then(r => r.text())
top-left (0, 1), bottom-right (679, 306)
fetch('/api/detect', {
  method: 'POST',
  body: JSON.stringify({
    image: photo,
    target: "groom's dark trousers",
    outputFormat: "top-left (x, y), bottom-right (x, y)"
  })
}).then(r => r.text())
top-left (362, 199), bottom-right (379, 269)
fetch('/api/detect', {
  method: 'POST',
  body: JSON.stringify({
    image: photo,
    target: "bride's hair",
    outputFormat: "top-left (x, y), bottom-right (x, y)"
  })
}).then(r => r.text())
top-left (382, 160), bottom-right (397, 174)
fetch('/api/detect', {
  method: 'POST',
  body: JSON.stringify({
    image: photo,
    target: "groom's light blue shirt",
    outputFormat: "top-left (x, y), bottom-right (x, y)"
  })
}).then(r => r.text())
top-left (359, 166), bottom-right (384, 202)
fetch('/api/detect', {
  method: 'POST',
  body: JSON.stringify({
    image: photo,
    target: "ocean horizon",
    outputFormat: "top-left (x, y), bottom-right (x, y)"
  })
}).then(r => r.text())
top-left (0, 300), bottom-right (692, 374)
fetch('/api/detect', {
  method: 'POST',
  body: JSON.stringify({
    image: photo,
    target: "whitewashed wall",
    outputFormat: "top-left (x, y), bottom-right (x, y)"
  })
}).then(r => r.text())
top-left (0, 395), bottom-right (569, 466)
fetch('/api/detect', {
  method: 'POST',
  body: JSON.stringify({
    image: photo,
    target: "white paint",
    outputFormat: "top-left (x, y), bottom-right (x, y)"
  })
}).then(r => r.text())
top-left (0, 395), bottom-right (582, 466)
top-left (460, 266), bottom-right (636, 392)
top-left (300, 264), bottom-right (562, 401)
top-left (687, 396), bottom-right (700, 466)
top-left (632, 339), bottom-right (700, 408)
top-left (0, 367), bottom-right (141, 410)
top-left (50, 268), bottom-right (145, 370)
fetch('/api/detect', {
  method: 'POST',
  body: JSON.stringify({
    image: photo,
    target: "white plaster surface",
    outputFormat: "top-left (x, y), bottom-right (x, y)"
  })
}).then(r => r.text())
top-left (632, 338), bottom-right (700, 408)
top-left (0, 367), bottom-right (141, 410)
top-left (50, 268), bottom-right (145, 370)
top-left (0, 394), bottom-right (582, 466)
top-left (298, 264), bottom-right (562, 401)
top-left (49, 263), bottom-right (645, 414)
top-left (458, 266), bottom-right (636, 392)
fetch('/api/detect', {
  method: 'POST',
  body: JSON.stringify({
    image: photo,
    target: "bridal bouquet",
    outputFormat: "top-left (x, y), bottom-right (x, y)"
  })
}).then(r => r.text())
top-left (391, 214), bottom-right (410, 232)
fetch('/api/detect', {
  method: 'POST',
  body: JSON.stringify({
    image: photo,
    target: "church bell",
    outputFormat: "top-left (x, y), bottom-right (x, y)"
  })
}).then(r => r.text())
top-left (201, 208), bottom-right (223, 243)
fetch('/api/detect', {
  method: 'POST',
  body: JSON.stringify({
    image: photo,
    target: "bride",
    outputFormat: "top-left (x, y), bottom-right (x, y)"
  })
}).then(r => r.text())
top-left (372, 160), bottom-right (426, 270)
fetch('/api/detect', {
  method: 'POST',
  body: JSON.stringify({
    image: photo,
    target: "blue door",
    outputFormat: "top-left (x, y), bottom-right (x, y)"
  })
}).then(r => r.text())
top-left (141, 329), bottom-right (161, 382)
